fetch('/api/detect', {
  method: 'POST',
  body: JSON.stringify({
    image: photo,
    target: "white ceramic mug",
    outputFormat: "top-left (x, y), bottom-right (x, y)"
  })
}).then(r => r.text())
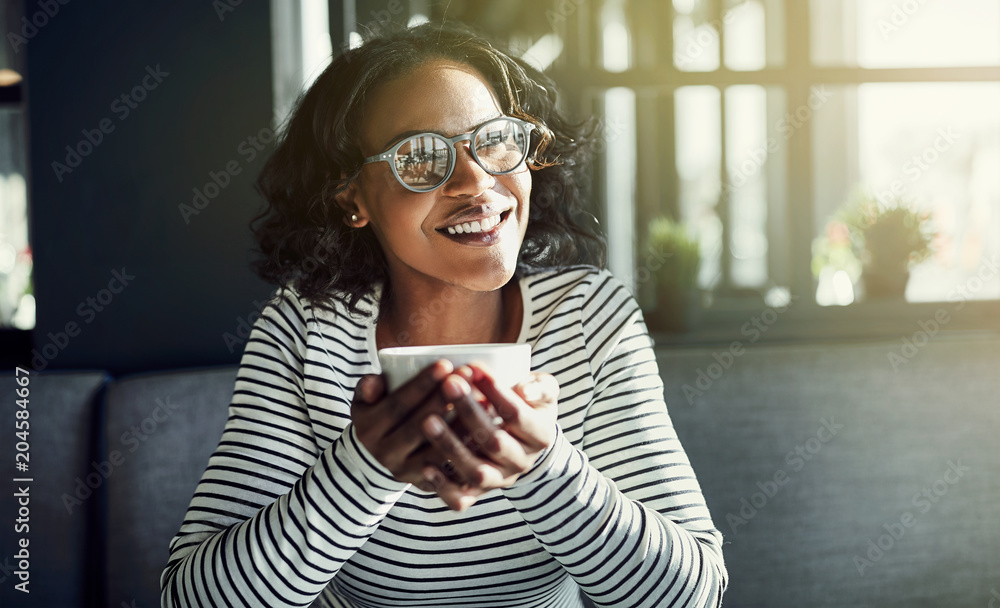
top-left (377, 343), bottom-right (532, 392)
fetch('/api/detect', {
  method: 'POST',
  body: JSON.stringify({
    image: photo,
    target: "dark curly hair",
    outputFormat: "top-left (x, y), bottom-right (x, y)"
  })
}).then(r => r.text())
top-left (251, 21), bottom-right (605, 314)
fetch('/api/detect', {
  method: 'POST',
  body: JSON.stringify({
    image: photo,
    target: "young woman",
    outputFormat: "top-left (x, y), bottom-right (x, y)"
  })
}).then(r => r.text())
top-left (161, 22), bottom-right (727, 608)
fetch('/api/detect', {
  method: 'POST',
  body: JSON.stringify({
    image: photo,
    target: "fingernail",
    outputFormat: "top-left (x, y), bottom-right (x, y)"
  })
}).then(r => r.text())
top-left (432, 360), bottom-right (453, 380)
top-left (367, 375), bottom-right (383, 399)
top-left (424, 415), bottom-right (445, 437)
top-left (444, 376), bottom-right (469, 400)
top-left (521, 383), bottom-right (542, 402)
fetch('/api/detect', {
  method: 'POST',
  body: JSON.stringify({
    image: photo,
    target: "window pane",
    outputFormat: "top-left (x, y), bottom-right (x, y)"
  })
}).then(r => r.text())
top-left (0, 107), bottom-right (32, 329)
top-left (723, 0), bottom-right (786, 71)
top-left (673, 0), bottom-right (721, 71)
top-left (601, 0), bottom-right (632, 73)
top-left (603, 87), bottom-right (638, 290)
top-left (811, 0), bottom-right (1000, 68)
top-left (812, 83), bottom-right (1000, 304)
top-left (675, 86), bottom-right (722, 288)
top-left (675, 0), bottom-right (785, 71)
top-left (725, 85), bottom-right (778, 288)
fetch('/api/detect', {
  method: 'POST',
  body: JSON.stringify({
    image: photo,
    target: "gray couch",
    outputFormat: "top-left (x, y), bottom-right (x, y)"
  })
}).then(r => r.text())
top-left (3, 334), bottom-right (998, 608)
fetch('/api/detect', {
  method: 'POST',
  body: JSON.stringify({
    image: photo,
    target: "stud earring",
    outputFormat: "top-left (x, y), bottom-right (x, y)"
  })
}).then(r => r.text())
top-left (350, 214), bottom-right (359, 223)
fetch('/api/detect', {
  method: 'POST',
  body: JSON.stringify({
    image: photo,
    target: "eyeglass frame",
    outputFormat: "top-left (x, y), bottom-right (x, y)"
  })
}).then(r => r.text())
top-left (361, 116), bottom-right (538, 193)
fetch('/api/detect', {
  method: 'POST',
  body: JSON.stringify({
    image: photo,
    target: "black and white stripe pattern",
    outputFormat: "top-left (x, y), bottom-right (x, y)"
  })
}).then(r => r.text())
top-left (162, 266), bottom-right (727, 607)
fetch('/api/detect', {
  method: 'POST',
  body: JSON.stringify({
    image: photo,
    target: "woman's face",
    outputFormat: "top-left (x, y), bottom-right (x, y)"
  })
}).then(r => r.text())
top-left (345, 59), bottom-right (531, 294)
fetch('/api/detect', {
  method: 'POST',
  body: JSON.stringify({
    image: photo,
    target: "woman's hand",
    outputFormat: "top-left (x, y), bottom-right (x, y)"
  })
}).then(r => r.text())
top-left (350, 360), bottom-right (460, 486)
top-left (419, 365), bottom-right (560, 511)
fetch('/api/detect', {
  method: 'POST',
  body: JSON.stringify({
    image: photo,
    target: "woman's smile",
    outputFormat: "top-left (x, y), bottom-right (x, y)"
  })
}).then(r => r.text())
top-left (438, 207), bottom-right (514, 246)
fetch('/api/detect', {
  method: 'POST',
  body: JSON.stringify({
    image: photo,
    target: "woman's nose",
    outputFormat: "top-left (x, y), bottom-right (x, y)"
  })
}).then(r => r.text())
top-left (442, 141), bottom-right (494, 196)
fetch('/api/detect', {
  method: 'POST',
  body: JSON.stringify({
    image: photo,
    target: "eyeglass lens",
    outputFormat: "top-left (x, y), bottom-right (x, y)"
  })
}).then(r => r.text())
top-left (393, 118), bottom-right (528, 191)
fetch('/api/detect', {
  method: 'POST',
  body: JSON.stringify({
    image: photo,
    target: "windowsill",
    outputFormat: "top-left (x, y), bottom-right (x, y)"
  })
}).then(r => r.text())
top-left (648, 299), bottom-right (1000, 347)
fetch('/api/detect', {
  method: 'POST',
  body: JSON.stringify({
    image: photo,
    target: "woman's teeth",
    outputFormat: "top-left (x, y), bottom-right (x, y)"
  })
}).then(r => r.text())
top-left (446, 214), bottom-right (501, 235)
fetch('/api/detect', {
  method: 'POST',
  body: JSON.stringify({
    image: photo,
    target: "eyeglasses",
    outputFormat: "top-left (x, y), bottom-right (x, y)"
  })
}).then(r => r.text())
top-left (362, 116), bottom-right (537, 193)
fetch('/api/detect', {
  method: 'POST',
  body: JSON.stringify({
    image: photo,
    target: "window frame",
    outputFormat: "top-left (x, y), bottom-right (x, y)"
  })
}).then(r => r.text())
top-left (544, 0), bottom-right (1000, 343)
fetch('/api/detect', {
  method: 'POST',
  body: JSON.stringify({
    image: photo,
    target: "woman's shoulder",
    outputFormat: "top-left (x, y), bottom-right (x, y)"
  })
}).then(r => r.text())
top-left (519, 263), bottom-right (599, 292)
top-left (519, 264), bottom-right (626, 305)
top-left (259, 282), bottom-right (379, 337)
top-left (520, 263), bottom-right (640, 333)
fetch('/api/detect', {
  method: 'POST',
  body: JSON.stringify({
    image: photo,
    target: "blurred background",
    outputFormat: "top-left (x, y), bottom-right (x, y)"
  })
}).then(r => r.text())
top-left (1, 0), bottom-right (998, 371)
top-left (0, 1), bottom-right (997, 607)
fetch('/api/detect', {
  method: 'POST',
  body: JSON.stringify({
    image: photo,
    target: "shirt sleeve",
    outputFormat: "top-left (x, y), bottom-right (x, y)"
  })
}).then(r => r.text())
top-left (502, 272), bottom-right (728, 607)
top-left (160, 288), bottom-right (409, 608)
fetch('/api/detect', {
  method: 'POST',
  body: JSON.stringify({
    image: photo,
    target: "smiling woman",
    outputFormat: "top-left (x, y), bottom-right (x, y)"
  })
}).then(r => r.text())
top-left (160, 22), bottom-right (727, 608)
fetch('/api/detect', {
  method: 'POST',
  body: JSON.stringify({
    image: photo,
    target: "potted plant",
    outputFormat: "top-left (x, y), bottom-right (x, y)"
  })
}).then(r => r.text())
top-left (839, 190), bottom-right (934, 299)
top-left (646, 217), bottom-right (702, 332)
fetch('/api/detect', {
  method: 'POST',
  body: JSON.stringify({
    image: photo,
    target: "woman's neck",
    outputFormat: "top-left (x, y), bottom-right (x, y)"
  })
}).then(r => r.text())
top-left (375, 278), bottom-right (522, 348)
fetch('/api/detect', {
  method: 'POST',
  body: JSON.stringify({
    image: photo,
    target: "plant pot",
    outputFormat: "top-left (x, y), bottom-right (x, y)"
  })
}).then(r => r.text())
top-left (862, 266), bottom-right (910, 299)
top-left (648, 288), bottom-right (702, 333)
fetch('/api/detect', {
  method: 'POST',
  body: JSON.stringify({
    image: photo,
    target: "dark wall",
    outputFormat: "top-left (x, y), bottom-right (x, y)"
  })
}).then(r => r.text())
top-left (26, 0), bottom-right (275, 375)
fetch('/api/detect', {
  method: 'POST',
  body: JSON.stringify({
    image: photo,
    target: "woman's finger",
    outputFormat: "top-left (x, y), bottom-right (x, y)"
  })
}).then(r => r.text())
top-left (468, 366), bottom-right (556, 451)
top-left (513, 372), bottom-right (560, 408)
top-left (441, 374), bottom-right (533, 471)
top-left (378, 389), bottom-right (454, 461)
top-left (351, 374), bottom-right (385, 405)
top-left (352, 360), bottom-right (454, 472)
top-left (419, 465), bottom-right (481, 511)
top-left (364, 360), bottom-right (453, 433)
top-left (422, 413), bottom-right (505, 489)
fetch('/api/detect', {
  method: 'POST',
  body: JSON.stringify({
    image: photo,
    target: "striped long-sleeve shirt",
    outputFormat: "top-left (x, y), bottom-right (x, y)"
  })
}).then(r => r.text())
top-left (161, 265), bottom-right (727, 607)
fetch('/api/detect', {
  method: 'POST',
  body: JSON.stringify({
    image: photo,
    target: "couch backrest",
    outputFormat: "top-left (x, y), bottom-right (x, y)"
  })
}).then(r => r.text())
top-left (5, 334), bottom-right (998, 608)
top-left (661, 335), bottom-right (1000, 607)
top-left (102, 367), bottom-right (236, 608)
top-left (1, 370), bottom-right (109, 608)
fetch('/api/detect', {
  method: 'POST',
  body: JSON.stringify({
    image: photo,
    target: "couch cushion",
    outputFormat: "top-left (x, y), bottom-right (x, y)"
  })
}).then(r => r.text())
top-left (102, 366), bottom-right (237, 608)
top-left (659, 334), bottom-right (1000, 607)
top-left (0, 369), bottom-right (109, 608)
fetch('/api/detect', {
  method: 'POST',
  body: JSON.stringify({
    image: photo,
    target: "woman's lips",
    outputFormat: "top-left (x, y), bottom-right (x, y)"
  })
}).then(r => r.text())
top-left (437, 210), bottom-right (511, 246)
top-left (444, 212), bottom-right (502, 235)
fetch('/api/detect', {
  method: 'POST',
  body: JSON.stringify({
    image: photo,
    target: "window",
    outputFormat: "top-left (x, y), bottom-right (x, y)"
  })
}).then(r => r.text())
top-left (324, 0), bottom-right (1000, 339)
top-left (0, 0), bottom-right (32, 330)
top-left (270, 0), bottom-right (334, 128)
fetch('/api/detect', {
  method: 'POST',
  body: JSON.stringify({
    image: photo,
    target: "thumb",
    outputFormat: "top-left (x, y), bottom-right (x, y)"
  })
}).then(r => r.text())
top-left (514, 372), bottom-right (559, 406)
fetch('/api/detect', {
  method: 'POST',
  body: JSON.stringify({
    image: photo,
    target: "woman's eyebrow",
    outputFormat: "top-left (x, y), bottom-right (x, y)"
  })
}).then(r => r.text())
top-left (378, 113), bottom-right (504, 151)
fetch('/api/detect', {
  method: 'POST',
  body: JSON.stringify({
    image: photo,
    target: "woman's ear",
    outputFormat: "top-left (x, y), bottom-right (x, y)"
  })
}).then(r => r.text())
top-left (333, 178), bottom-right (370, 228)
